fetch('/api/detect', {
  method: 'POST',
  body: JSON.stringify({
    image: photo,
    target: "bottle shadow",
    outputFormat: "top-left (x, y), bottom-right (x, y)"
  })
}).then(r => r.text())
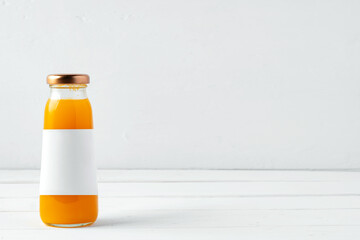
top-left (92, 209), bottom-right (207, 228)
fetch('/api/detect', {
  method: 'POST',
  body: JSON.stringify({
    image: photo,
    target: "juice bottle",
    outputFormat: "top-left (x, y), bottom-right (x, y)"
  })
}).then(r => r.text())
top-left (40, 74), bottom-right (98, 227)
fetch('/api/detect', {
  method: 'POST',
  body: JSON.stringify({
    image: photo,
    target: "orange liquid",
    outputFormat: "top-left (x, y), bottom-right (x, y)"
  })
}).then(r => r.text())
top-left (44, 99), bottom-right (93, 129)
top-left (40, 98), bottom-right (98, 227)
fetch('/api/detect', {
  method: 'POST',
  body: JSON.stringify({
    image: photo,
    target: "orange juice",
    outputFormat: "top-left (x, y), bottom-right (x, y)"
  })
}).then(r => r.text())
top-left (40, 74), bottom-right (98, 228)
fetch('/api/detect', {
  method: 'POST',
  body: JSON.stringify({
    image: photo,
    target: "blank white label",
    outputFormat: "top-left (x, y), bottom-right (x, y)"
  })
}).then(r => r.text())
top-left (40, 130), bottom-right (98, 195)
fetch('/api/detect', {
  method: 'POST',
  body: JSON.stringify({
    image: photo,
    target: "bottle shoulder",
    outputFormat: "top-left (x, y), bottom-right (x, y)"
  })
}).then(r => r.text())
top-left (44, 99), bottom-right (93, 129)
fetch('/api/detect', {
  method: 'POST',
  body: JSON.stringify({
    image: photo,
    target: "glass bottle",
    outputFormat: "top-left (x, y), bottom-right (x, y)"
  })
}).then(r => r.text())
top-left (40, 74), bottom-right (98, 228)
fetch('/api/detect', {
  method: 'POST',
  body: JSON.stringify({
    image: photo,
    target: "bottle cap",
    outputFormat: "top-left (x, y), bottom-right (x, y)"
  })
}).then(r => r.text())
top-left (47, 74), bottom-right (90, 85)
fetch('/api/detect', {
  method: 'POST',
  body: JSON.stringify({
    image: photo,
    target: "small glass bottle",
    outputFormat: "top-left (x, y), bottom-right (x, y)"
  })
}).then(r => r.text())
top-left (40, 74), bottom-right (98, 228)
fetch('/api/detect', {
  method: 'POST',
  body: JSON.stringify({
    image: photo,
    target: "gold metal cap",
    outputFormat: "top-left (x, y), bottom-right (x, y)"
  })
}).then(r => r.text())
top-left (47, 74), bottom-right (90, 85)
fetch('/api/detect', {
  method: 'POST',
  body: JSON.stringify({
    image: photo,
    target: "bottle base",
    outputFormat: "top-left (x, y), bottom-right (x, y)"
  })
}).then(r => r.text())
top-left (44, 222), bottom-right (94, 228)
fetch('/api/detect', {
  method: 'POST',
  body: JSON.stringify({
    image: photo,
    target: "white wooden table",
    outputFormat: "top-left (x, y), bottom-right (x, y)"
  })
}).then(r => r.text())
top-left (0, 170), bottom-right (360, 239)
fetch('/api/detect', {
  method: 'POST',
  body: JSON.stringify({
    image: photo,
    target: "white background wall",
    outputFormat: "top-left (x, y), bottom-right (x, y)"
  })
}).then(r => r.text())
top-left (1, 0), bottom-right (360, 169)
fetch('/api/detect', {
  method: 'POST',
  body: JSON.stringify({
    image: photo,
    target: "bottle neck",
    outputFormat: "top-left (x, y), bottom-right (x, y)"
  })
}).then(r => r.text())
top-left (49, 84), bottom-right (88, 100)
